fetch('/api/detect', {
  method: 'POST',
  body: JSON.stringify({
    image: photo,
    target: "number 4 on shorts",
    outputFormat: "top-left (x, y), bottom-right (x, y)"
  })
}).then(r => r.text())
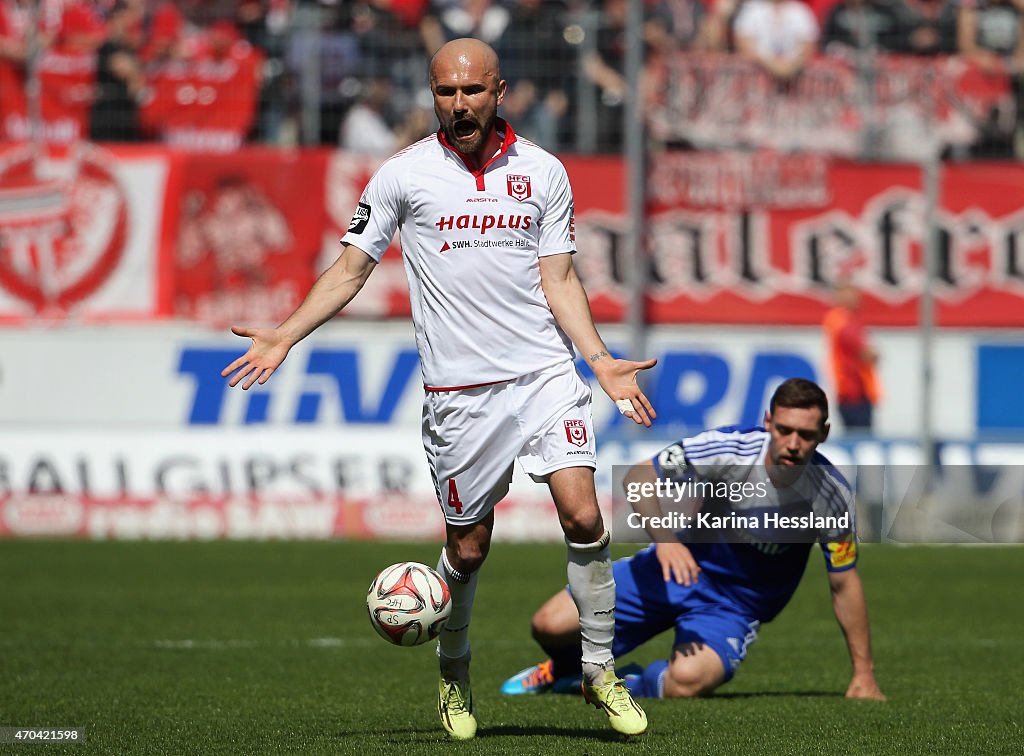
top-left (447, 479), bottom-right (463, 514)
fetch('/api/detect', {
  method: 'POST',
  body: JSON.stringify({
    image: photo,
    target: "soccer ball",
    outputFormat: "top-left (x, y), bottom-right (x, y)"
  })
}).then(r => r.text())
top-left (366, 562), bottom-right (452, 647)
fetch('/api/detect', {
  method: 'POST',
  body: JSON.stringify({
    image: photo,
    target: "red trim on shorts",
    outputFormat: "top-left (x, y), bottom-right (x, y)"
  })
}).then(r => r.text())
top-left (423, 378), bottom-right (510, 393)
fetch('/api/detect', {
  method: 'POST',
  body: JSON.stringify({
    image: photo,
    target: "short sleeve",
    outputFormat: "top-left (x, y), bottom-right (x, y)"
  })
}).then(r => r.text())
top-left (653, 442), bottom-right (688, 480)
top-left (677, 427), bottom-right (763, 481)
top-left (340, 159), bottom-right (405, 262)
top-left (536, 160), bottom-right (576, 258)
top-left (652, 428), bottom-right (745, 482)
top-left (820, 536), bottom-right (858, 572)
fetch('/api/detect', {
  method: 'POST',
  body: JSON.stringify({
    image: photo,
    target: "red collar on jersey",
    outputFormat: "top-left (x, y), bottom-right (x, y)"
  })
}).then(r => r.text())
top-left (436, 118), bottom-right (518, 191)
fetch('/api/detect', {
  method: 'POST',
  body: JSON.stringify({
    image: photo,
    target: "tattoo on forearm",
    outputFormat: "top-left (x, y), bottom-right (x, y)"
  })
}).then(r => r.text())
top-left (589, 351), bottom-right (609, 363)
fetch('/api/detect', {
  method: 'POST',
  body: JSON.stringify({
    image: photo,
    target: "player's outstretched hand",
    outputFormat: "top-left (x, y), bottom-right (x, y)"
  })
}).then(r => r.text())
top-left (220, 325), bottom-right (292, 390)
top-left (655, 542), bottom-right (700, 586)
top-left (593, 357), bottom-right (658, 427)
top-left (845, 672), bottom-right (886, 701)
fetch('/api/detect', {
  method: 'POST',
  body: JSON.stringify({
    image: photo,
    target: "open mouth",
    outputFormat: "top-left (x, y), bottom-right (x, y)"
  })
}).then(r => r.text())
top-left (453, 119), bottom-right (478, 140)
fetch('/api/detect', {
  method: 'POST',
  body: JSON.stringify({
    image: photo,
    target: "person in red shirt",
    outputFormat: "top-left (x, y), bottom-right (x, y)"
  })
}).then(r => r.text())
top-left (0, 0), bottom-right (30, 141)
top-left (822, 280), bottom-right (881, 432)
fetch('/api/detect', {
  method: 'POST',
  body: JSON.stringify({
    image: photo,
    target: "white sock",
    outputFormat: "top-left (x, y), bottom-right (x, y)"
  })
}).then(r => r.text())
top-left (566, 530), bottom-right (615, 681)
top-left (436, 547), bottom-right (478, 670)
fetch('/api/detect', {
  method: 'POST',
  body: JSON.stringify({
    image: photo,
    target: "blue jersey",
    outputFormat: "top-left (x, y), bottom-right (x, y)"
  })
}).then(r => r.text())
top-left (652, 425), bottom-right (858, 622)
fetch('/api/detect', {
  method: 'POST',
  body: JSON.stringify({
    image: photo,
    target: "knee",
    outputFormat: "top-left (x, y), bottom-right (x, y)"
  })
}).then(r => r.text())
top-left (530, 603), bottom-right (559, 643)
top-left (446, 538), bottom-right (488, 575)
top-left (560, 509), bottom-right (604, 545)
top-left (663, 665), bottom-right (718, 699)
top-left (525, 589), bottom-right (580, 647)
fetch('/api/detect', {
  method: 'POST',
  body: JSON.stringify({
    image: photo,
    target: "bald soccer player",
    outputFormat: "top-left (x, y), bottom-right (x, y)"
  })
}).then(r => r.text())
top-left (222, 38), bottom-right (654, 740)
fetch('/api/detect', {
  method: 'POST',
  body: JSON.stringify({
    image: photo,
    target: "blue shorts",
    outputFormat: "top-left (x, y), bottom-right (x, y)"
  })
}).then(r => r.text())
top-left (609, 546), bottom-right (761, 681)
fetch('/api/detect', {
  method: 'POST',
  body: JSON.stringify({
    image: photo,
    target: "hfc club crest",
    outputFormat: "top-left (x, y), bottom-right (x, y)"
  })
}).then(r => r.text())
top-left (507, 174), bottom-right (531, 202)
top-left (0, 143), bottom-right (128, 315)
top-left (564, 419), bottom-right (587, 447)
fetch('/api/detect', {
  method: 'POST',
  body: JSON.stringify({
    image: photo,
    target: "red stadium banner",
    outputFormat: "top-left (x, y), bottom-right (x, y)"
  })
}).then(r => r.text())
top-left (321, 149), bottom-right (1024, 327)
top-left (641, 153), bottom-right (1024, 327)
top-left (0, 142), bottom-right (173, 322)
top-left (170, 147), bottom-right (330, 325)
top-left (4, 145), bottom-right (1024, 327)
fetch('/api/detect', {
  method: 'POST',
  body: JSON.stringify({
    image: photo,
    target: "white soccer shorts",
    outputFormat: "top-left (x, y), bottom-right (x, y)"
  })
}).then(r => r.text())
top-left (421, 359), bottom-right (597, 526)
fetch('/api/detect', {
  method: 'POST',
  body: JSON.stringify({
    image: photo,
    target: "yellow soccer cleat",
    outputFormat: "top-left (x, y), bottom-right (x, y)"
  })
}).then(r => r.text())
top-left (582, 668), bottom-right (648, 737)
top-left (437, 677), bottom-right (477, 740)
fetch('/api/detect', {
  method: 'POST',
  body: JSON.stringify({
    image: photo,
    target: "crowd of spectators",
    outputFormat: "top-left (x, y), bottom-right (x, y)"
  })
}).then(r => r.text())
top-left (0, 0), bottom-right (277, 149)
top-left (1, 0), bottom-right (1022, 157)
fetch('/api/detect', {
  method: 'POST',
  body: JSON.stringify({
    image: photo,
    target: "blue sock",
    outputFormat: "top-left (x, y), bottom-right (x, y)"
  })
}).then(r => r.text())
top-left (626, 659), bottom-right (668, 698)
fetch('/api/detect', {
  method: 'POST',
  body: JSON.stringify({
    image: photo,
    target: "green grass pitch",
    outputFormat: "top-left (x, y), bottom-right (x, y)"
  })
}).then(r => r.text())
top-left (1, 540), bottom-right (1021, 755)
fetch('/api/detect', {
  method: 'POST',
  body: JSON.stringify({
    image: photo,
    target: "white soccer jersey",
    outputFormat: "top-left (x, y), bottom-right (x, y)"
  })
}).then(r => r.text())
top-left (341, 121), bottom-right (577, 389)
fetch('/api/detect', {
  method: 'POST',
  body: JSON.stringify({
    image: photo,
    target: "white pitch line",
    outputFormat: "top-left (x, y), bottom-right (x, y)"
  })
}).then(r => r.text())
top-left (147, 636), bottom-right (534, 650)
top-left (0, 637), bottom-right (537, 650)
top-left (151, 637), bottom-right (376, 650)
